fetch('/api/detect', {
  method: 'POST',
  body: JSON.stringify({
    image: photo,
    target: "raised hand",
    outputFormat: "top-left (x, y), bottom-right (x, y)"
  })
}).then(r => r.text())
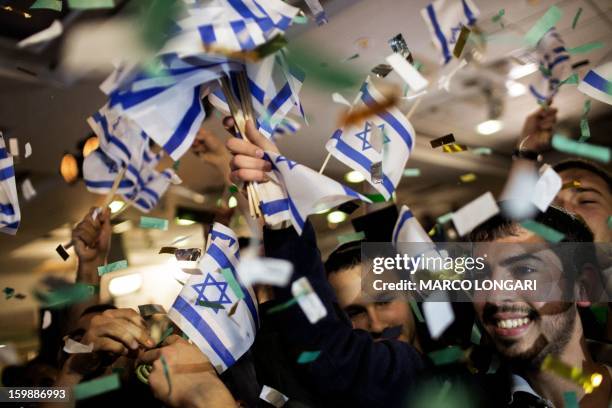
top-left (518, 106), bottom-right (558, 152)
top-left (72, 207), bottom-right (111, 268)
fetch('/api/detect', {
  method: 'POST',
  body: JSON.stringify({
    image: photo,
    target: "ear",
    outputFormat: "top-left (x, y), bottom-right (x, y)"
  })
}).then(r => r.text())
top-left (575, 263), bottom-right (600, 307)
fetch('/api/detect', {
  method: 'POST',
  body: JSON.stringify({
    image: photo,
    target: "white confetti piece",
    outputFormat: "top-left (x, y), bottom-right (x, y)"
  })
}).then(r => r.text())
top-left (438, 59), bottom-right (467, 92)
top-left (451, 192), bottom-right (500, 236)
top-left (8, 138), bottom-right (18, 157)
top-left (21, 179), bottom-right (37, 201)
top-left (331, 92), bottom-right (352, 107)
top-left (259, 385), bottom-right (289, 408)
top-left (63, 338), bottom-right (93, 354)
top-left (24, 142), bottom-right (32, 158)
top-left (42, 310), bottom-right (52, 330)
top-left (499, 163), bottom-right (539, 219)
top-left (291, 277), bottom-right (327, 324)
top-left (18, 20), bottom-right (63, 48)
top-left (422, 291), bottom-right (454, 339)
top-left (385, 53), bottom-right (429, 92)
top-left (237, 256), bottom-right (293, 287)
top-left (531, 164), bottom-right (562, 212)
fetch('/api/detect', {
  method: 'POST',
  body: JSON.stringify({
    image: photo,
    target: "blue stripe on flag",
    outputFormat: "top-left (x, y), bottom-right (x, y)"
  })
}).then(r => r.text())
top-left (207, 244), bottom-right (258, 322)
top-left (230, 20), bottom-right (256, 50)
top-left (0, 165), bottom-right (15, 181)
top-left (93, 112), bottom-right (132, 160)
top-left (198, 25), bottom-right (216, 44)
top-left (163, 87), bottom-right (202, 156)
top-left (247, 77), bottom-right (265, 104)
top-left (361, 88), bottom-right (414, 151)
top-left (234, 0), bottom-right (273, 33)
top-left (211, 229), bottom-right (237, 247)
top-left (393, 209), bottom-right (414, 245)
top-left (172, 296), bottom-right (236, 367)
top-left (85, 179), bottom-right (133, 189)
top-left (548, 55), bottom-right (569, 71)
top-left (0, 147), bottom-right (7, 159)
top-left (462, 0), bottom-right (477, 25)
top-left (0, 203), bottom-right (15, 216)
top-left (261, 198), bottom-right (289, 215)
top-left (426, 4), bottom-right (451, 64)
top-left (266, 83), bottom-right (292, 117)
top-left (529, 84), bottom-right (548, 102)
top-left (583, 70), bottom-right (612, 94)
top-left (287, 197), bottom-right (304, 231)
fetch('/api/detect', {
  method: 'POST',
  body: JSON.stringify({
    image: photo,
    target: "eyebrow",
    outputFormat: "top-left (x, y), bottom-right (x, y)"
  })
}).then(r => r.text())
top-left (574, 187), bottom-right (603, 197)
top-left (499, 253), bottom-right (544, 267)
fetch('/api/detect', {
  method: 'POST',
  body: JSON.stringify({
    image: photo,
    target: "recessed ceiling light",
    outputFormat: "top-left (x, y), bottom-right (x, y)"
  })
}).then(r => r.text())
top-left (228, 196), bottom-right (238, 208)
top-left (327, 210), bottom-right (347, 224)
top-left (344, 170), bottom-right (365, 183)
top-left (175, 217), bottom-right (196, 226)
top-left (476, 119), bottom-right (503, 135)
top-left (108, 273), bottom-right (142, 297)
top-left (505, 80), bottom-right (527, 97)
top-left (108, 200), bottom-right (125, 214)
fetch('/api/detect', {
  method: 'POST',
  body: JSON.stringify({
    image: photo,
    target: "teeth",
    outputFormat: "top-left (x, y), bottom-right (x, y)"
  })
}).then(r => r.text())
top-left (496, 318), bottom-right (530, 329)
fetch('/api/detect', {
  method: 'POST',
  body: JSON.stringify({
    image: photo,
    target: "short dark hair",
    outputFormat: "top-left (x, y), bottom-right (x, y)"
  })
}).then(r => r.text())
top-left (553, 159), bottom-right (612, 192)
top-left (324, 240), bottom-right (363, 276)
top-left (468, 204), bottom-right (593, 243)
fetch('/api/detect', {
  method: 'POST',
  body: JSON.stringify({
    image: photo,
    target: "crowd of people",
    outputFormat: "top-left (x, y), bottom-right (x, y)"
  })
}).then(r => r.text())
top-left (1, 106), bottom-right (611, 408)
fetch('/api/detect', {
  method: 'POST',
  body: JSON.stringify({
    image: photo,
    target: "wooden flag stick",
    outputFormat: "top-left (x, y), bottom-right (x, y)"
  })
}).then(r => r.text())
top-left (405, 96), bottom-right (422, 120)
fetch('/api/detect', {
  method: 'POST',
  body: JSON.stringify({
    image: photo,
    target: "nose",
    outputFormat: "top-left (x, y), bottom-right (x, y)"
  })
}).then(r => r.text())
top-left (366, 305), bottom-right (387, 333)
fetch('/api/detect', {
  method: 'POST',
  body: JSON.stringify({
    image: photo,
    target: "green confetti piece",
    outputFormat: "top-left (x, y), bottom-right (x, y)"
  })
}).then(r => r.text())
top-left (583, 99), bottom-right (591, 115)
top-left (140, 216), bottom-right (169, 230)
top-left (365, 193), bottom-right (388, 203)
top-left (3, 287), bottom-right (15, 299)
top-left (157, 326), bottom-right (175, 346)
top-left (409, 300), bottom-right (424, 323)
top-left (437, 212), bottom-right (453, 225)
top-left (471, 147), bottom-right (492, 155)
top-left (560, 73), bottom-right (579, 86)
top-left (571, 7), bottom-right (583, 29)
top-left (229, 185), bottom-right (238, 193)
top-left (172, 160), bottom-right (180, 170)
top-left (266, 297), bottom-right (299, 314)
top-left (97, 260), bottom-right (128, 276)
top-left (428, 346), bottom-right (464, 366)
top-left (139, 0), bottom-right (183, 50)
top-left (492, 9), bottom-right (505, 23)
top-left (297, 350), bottom-right (321, 364)
top-left (608, 215), bottom-right (612, 229)
top-left (293, 15), bottom-right (309, 24)
top-left (160, 355), bottom-right (171, 395)
top-left (551, 134), bottom-right (610, 163)
top-left (590, 305), bottom-right (608, 325)
top-left (403, 168), bottom-right (421, 177)
top-left (36, 283), bottom-right (93, 309)
top-left (562, 391), bottom-right (578, 408)
top-left (196, 300), bottom-right (225, 311)
top-left (520, 220), bottom-right (565, 242)
top-left (567, 41), bottom-right (604, 55)
top-left (74, 373), bottom-right (120, 400)
top-left (524, 6), bottom-right (562, 47)
top-left (220, 268), bottom-right (245, 300)
top-left (254, 34), bottom-right (288, 59)
top-left (413, 61), bottom-right (423, 72)
top-left (337, 231), bottom-right (365, 245)
top-left (579, 118), bottom-right (590, 142)
top-left (68, 0), bottom-right (115, 9)
top-left (30, 0), bottom-right (62, 11)
top-left (344, 53), bottom-right (360, 61)
top-left (538, 64), bottom-right (551, 77)
top-left (470, 322), bottom-right (481, 345)
top-left (286, 44), bottom-right (361, 89)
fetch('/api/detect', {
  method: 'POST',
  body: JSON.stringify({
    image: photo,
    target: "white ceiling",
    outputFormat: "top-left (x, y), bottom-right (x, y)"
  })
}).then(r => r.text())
top-left (1, 0), bottom-right (612, 344)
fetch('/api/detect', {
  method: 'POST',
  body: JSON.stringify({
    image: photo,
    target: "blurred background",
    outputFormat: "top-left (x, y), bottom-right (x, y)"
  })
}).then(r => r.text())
top-left (0, 0), bottom-right (611, 362)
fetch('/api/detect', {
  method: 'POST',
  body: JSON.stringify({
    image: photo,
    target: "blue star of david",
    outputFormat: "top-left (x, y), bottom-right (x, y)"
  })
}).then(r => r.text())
top-left (275, 155), bottom-right (297, 169)
top-left (192, 273), bottom-right (233, 314)
top-left (354, 122), bottom-right (386, 151)
top-left (210, 230), bottom-right (236, 247)
top-left (449, 24), bottom-right (463, 44)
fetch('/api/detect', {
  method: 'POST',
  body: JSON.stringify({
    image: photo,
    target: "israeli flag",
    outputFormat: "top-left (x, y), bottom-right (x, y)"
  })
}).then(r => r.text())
top-left (263, 151), bottom-right (371, 235)
top-left (325, 79), bottom-right (416, 201)
top-left (529, 27), bottom-right (571, 103)
top-left (392, 205), bottom-right (432, 246)
top-left (0, 134), bottom-right (20, 235)
top-left (82, 149), bottom-right (136, 195)
top-left (123, 169), bottom-right (182, 213)
top-left (578, 61), bottom-right (612, 106)
top-left (164, 0), bottom-right (299, 56)
top-left (256, 176), bottom-right (291, 226)
top-left (168, 223), bottom-right (259, 373)
top-left (420, 0), bottom-right (480, 65)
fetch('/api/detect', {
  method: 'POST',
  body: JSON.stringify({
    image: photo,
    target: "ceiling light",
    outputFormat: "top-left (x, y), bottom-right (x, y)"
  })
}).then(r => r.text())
top-left (108, 273), bottom-right (142, 297)
top-left (228, 196), bottom-right (238, 208)
top-left (476, 119), bottom-right (503, 135)
top-left (82, 136), bottom-right (99, 157)
top-left (108, 200), bottom-right (125, 214)
top-left (175, 217), bottom-right (196, 226)
top-left (60, 153), bottom-right (79, 183)
top-left (344, 170), bottom-right (365, 183)
top-left (327, 210), bottom-right (347, 224)
top-left (509, 63), bottom-right (537, 79)
top-left (505, 80), bottom-right (526, 97)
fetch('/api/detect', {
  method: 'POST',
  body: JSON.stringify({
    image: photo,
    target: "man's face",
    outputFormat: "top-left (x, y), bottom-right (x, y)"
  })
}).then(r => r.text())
top-left (328, 263), bottom-right (416, 344)
top-left (554, 168), bottom-right (612, 243)
top-left (472, 230), bottom-right (578, 366)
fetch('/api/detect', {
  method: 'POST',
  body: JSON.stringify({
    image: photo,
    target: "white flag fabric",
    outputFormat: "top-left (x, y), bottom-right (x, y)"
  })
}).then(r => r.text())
top-left (578, 61), bottom-right (612, 106)
top-left (529, 27), bottom-right (571, 103)
top-left (392, 205), bottom-right (432, 245)
top-left (325, 79), bottom-right (416, 201)
top-left (256, 178), bottom-right (291, 227)
top-left (263, 151), bottom-right (370, 235)
top-left (82, 149), bottom-right (136, 195)
top-left (0, 134), bottom-right (20, 235)
top-left (168, 223), bottom-right (258, 373)
top-left (420, 0), bottom-right (480, 65)
top-left (123, 169), bottom-right (182, 212)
